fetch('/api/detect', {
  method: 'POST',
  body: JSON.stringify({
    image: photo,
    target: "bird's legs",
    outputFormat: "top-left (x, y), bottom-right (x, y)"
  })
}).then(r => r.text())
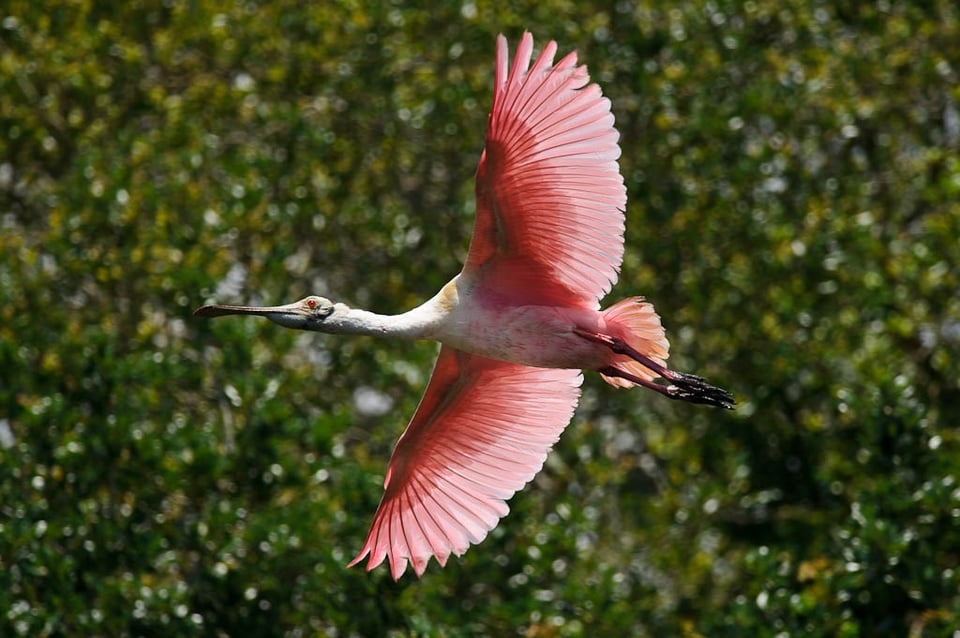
top-left (573, 328), bottom-right (735, 409)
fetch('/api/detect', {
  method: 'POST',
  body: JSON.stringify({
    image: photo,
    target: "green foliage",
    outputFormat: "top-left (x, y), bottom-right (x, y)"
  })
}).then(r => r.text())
top-left (2, 0), bottom-right (958, 635)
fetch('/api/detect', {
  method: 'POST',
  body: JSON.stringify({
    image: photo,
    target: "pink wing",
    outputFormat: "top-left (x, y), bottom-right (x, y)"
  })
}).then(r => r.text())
top-left (465, 32), bottom-right (627, 308)
top-left (348, 346), bottom-right (582, 579)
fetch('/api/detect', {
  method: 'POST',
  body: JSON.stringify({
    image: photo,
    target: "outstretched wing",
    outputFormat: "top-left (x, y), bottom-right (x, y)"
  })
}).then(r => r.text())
top-left (464, 32), bottom-right (627, 308)
top-left (348, 346), bottom-right (583, 579)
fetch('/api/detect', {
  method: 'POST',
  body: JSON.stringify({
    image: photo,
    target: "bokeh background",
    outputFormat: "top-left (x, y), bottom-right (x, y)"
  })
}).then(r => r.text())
top-left (3, 1), bottom-right (958, 635)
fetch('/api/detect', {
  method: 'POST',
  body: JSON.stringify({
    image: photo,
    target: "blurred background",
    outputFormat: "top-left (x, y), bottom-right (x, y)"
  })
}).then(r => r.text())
top-left (2, 1), bottom-right (958, 635)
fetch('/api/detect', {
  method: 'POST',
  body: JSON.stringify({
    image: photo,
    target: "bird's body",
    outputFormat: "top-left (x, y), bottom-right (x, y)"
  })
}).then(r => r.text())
top-left (335, 276), bottom-right (615, 370)
top-left (196, 32), bottom-right (733, 580)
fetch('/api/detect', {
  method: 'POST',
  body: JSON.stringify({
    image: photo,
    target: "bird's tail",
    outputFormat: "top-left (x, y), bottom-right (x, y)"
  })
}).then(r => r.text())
top-left (598, 297), bottom-right (669, 389)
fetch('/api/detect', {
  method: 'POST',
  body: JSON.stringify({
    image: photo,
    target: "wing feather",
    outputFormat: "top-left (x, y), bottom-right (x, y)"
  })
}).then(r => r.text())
top-left (465, 32), bottom-right (627, 308)
top-left (348, 346), bottom-right (582, 578)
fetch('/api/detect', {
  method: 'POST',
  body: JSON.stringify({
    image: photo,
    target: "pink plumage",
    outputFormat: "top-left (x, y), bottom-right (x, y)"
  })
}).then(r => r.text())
top-left (468, 32), bottom-right (627, 308)
top-left (195, 31), bottom-right (733, 581)
top-left (348, 347), bottom-right (582, 578)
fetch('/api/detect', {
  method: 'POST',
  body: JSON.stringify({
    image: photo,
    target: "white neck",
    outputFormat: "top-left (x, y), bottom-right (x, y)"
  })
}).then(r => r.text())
top-left (320, 279), bottom-right (458, 340)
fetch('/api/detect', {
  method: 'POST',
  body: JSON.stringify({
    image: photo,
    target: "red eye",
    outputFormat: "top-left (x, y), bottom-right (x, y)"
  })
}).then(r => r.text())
top-left (306, 298), bottom-right (317, 308)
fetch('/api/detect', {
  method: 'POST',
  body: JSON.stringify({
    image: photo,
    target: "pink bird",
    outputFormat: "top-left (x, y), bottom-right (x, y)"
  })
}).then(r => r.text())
top-left (196, 32), bottom-right (733, 580)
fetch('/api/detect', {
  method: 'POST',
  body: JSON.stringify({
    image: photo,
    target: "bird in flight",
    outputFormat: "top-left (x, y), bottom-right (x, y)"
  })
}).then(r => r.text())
top-left (196, 32), bottom-right (733, 580)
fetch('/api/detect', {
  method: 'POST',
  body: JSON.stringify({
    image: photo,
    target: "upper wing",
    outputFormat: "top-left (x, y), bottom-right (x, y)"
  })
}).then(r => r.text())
top-left (464, 32), bottom-right (627, 308)
top-left (348, 346), bottom-right (583, 579)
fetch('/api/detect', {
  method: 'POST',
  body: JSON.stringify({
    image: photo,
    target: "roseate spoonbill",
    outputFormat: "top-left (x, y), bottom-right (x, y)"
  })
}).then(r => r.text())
top-left (196, 32), bottom-right (733, 580)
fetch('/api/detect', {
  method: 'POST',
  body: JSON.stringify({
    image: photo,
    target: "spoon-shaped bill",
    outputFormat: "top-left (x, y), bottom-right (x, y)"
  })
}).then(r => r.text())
top-left (194, 302), bottom-right (299, 318)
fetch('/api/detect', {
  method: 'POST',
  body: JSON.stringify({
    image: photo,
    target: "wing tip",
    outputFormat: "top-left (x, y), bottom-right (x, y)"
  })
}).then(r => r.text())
top-left (349, 541), bottom-right (444, 581)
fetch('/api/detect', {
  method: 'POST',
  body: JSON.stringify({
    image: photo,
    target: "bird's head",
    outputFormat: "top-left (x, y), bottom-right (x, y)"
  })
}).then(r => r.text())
top-left (194, 295), bottom-right (337, 330)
